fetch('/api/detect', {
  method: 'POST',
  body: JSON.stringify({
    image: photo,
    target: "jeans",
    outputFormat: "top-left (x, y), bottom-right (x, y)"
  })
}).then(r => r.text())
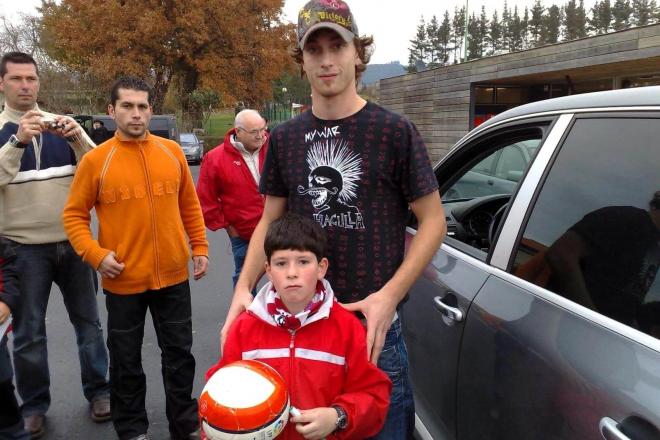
top-left (371, 317), bottom-right (415, 440)
top-left (229, 236), bottom-right (256, 295)
top-left (105, 281), bottom-right (198, 440)
top-left (0, 338), bottom-right (29, 440)
top-left (8, 240), bottom-right (109, 416)
top-left (229, 236), bottom-right (249, 288)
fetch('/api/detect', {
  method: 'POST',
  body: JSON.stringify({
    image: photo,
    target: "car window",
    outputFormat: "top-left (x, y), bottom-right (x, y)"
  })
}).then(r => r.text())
top-left (180, 133), bottom-right (196, 143)
top-left (511, 117), bottom-right (660, 338)
top-left (472, 154), bottom-right (496, 176)
top-left (494, 145), bottom-right (526, 181)
top-left (438, 127), bottom-right (544, 256)
top-left (444, 136), bottom-right (542, 202)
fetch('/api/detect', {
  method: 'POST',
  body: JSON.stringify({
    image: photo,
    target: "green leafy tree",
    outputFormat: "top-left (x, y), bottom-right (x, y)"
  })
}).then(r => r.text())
top-left (479, 7), bottom-right (489, 56)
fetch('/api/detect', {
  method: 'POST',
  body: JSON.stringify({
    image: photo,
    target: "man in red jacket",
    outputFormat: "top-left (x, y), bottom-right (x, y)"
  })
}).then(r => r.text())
top-left (196, 109), bottom-right (268, 289)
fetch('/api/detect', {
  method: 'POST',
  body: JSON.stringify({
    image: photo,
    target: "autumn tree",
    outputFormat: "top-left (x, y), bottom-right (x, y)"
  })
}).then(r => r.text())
top-left (40, 0), bottom-right (292, 127)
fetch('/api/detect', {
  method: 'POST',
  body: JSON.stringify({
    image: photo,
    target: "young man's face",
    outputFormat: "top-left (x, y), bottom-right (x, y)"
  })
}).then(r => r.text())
top-left (266, 249), bottom-right (328, 314)
top-left (302, 28), bottom-right (360, 100)
top-left (108, 88), bottom-right (152, 140)
top-left (0, 62), bottom-right (39, 111)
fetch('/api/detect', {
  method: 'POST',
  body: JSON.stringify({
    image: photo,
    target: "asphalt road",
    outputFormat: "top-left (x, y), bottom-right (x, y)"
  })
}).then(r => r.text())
top-left (9, 165), bottom-right (237, 439)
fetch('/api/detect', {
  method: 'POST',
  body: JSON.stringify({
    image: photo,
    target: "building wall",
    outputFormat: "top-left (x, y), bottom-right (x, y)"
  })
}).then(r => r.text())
top-left (380, 24), bottom-right (660, 163)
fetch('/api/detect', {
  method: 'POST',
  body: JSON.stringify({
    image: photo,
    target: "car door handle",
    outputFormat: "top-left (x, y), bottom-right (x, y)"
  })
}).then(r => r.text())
top-left (600, 417), bottom-right (631, 440)
top-left (433, 296), bottom-right (464, 322)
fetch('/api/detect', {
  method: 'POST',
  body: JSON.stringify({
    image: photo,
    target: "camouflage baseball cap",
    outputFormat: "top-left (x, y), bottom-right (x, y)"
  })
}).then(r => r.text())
top-left (297, 0), bottom-right (358, 49)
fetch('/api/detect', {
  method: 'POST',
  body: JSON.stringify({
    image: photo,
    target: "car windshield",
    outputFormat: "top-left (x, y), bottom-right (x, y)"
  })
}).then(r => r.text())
top-left (180, 133), bottom-right (196, 143)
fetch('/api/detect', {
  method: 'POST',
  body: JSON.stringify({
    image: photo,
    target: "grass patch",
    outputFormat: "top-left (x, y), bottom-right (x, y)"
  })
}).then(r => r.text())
top-left (201, 110), bottom-right (234, 151)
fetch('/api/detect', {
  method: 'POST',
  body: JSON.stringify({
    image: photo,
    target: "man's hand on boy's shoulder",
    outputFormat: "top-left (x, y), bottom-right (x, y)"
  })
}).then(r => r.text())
top-left (291, 407), bottom-right (338, 440)
top-left (341, 287), bottom-right (399, 364)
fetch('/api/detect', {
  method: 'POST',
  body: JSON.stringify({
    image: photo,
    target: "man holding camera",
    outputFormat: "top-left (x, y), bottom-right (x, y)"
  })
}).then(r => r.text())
top-left (0, 51), bottom-right (110, 438)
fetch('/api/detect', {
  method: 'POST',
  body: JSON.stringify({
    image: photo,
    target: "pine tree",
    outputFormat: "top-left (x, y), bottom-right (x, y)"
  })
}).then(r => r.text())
top-left (612, 0), bottom-right (633, 29)
top-left (426, 16), bottom-right (441, 68)
top-left (407, 17), bottom-right (429, 72)
top-left (488, 10), bottom-right (503, 55)
top-left (451, 6), bottom-right (466, 63)
top-left (479, 6), bottom-right (489, 56)
top-left (522, 7), bottom-right (531, 48)
top-left (439, 11), bottom-right (453, 65)
top-left (577, 0), bottom-right (588, 37)
top-left (589, 0), bottom-right (612, 33)
top-left (467, 13), bottom-right (480, 60)
top-left (541, 4), bottom-right (562, 44)
top-left (502, 2), bottom-right (512, 51)
top-left (509, 6), bottom-right (524, 51)
top-left (530, 0), bottom-right (545, 46)
top-left (632, 0), bottom-right (653, 25)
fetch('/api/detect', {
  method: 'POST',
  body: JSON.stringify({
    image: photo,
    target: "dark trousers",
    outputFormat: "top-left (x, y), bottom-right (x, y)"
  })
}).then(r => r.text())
top-left (105, 281), bottom-right (197, 440)
top-left (0, 338), bottom-right (29, 439)
top-left (9, 240), bottom-right (109, 416)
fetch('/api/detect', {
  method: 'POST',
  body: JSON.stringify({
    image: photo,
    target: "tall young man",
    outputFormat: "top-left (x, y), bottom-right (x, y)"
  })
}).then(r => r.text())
top-left (0, 51), bottom-right (110, 438)
top-left (63, 77), bottom-right (208, 440)
top-left (196, 109), bottom-right (268, 289)
top-left (222, 1), bottom-right (446, 438)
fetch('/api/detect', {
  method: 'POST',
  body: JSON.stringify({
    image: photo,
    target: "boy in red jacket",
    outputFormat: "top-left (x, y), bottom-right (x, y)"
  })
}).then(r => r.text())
top-left (206, 213), bottom-right (390, 439)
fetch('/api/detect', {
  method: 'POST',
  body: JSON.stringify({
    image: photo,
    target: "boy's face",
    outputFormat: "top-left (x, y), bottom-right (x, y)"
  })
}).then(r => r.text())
top-left (266, 249), bottom-right (328, 313)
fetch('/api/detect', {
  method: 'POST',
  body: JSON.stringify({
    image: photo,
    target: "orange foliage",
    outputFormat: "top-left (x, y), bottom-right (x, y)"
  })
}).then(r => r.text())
top-left (40, 0), bottom-right (294, 111)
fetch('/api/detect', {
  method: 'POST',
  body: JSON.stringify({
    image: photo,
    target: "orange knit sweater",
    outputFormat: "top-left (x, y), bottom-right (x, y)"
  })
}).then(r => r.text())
top-left (63, 132), bottom-right (208, 294)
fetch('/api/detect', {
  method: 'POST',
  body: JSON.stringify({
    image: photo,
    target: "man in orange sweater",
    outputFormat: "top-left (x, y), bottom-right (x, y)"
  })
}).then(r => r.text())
top-left (62, 76), bottom-right (208, 440)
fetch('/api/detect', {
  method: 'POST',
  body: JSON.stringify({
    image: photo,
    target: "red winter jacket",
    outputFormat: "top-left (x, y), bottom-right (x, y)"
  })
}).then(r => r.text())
top-left (196, 129), bottom-right (267, 240)
top-left (206, 280), bottom-right (391, 439)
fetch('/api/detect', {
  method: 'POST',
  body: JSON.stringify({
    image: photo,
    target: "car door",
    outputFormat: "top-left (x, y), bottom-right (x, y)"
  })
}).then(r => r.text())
top-left (403, 116), bottom-right (561, 440)
top-left (456, 113), bottom-right (660, 439)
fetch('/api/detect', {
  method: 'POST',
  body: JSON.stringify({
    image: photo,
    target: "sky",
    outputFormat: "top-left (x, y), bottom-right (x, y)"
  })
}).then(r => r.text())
top-left (1, 0), bottom-right (596, 64)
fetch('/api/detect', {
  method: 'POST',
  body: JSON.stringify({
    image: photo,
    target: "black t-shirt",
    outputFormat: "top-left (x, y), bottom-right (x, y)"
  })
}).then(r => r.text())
top-left (260, 102), bottom-right (438, 303)
top-left (570, 206), bottom-right (660, 323)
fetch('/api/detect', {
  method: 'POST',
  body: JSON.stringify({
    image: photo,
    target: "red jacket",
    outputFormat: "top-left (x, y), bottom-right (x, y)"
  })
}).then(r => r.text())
top-left (206, 280), bottom-right (391, 439)
top-left (196, 129), bottom-right (267, 240)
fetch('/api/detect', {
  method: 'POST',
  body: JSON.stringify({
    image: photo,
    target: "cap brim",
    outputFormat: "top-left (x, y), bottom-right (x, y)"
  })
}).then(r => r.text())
top-left (299, 22), bottom-right (355, 49)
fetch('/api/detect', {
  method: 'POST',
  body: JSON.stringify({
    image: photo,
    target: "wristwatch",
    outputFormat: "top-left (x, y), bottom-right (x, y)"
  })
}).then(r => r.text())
top-left (332, 405), bottom-right (348, 431)
top-left (8, 134), bottom-right (29, 149)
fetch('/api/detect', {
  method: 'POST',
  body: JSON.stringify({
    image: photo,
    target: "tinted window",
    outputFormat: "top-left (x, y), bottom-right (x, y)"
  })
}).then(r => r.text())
top-left (512, 117), bottom-right (660, 338)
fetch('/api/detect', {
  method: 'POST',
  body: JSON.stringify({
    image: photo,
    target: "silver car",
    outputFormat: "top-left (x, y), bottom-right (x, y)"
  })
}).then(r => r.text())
top-left (405, 86), bottom-right (660, 440)
top-left (180, 132), bottom-right (204, 165)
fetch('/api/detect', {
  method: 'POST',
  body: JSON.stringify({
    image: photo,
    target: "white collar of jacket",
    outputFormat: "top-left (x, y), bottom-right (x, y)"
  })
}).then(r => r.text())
top-left (1, 104), bottom-right (49, 124)
top-left (230, 133), bottom-right (262, 156)
top-left (248, 278), bottom-right (335, 328)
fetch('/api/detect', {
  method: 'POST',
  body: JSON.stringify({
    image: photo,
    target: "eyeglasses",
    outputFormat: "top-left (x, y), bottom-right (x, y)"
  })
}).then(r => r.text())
top-left (238, 126), bottom-right (267, 136)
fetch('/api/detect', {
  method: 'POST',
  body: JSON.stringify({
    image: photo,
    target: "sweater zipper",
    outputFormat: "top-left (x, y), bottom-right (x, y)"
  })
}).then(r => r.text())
top-left (139, 141), bottom-right (162, 287)
top-left (289, 330), bottom-right (296, 402)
